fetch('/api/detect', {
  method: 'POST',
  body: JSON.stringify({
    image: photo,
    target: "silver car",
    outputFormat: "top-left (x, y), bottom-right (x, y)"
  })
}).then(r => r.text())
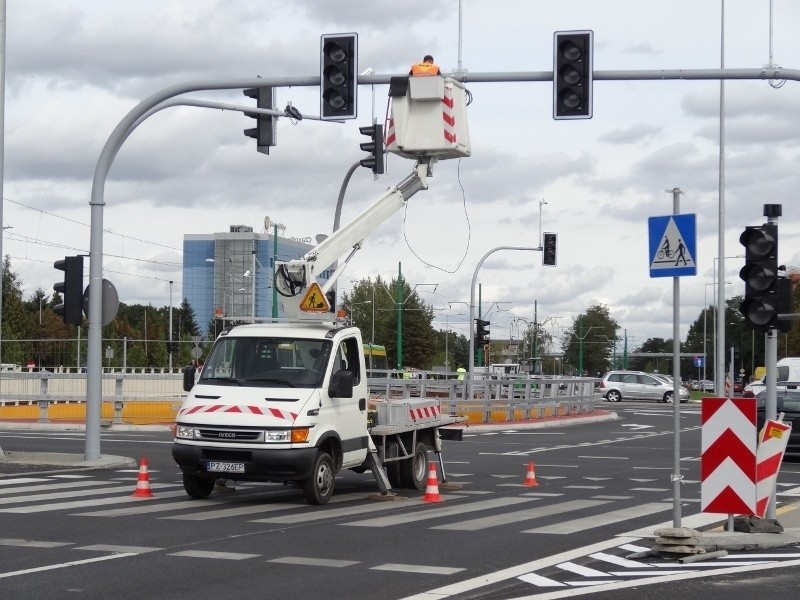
top-left (600, 370), bottom-right (689, 403)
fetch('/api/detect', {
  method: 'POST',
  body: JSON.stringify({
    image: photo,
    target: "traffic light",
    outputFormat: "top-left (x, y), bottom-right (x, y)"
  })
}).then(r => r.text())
top-left (243, 86), bottom-right (276, 155)
top-left (476, 318), bottom-right (490, 347)
top-left (320, 33), bottom-right (358, 120)
top-left (166, 341), bottom-right (179, 353)
top-left (553, 30), bottom-right (593, 120)
top-left (359, 124), bottom-right (384, 174)
top-left (543, 232), bottom-right (557, 266)
top-left (739, 223), bottom-right (779, 329)
top-left (53, 255), bottom-right (84, 325)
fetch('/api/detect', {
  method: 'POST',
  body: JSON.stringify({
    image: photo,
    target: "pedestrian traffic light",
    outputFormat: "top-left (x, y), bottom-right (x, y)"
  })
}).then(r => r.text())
top-left (739, 223), bottom-right (779, 329)
top-left (359, 124), bottom-right (384, 174)
top-left (476, 318), bottom-right (490, 346)
top-left (243, 86), bottom-right (276, 155)
top-left (543, 232), bottom-right (557, 266)
top-left (320, 33), bottom-right (358, 120)
top-left (553, 30), bottom-right (593, 120)
top-left (53, 255), bottom-right (84, 325)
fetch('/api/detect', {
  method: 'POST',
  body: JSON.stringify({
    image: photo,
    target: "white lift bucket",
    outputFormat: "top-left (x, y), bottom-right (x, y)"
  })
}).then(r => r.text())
top-left (386, 76), bottom-right (471, 160)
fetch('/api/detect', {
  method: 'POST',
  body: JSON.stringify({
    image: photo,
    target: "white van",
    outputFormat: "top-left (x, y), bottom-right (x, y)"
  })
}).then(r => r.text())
top-left (743, 357), bottom-right (800, 397)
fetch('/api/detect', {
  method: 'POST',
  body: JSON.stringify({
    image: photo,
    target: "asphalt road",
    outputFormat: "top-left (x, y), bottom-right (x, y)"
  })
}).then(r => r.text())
top-left (2, 403), bottom-right (800, 600)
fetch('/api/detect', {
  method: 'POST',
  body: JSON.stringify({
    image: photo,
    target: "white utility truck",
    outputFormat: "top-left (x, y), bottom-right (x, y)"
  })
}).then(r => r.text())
top-left (172, 75), bottom-right (472, 504)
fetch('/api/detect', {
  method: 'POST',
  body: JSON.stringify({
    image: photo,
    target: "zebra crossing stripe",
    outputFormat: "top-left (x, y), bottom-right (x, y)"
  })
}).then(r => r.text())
top-left (0, 489), bottom-right (186, 513)
top-left (432, 499), bottom-right (610, 532)
top-left (524, 503), bottom-right (672, 535)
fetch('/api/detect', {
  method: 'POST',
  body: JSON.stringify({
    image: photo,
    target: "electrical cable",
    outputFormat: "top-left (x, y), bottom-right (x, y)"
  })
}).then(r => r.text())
top-left (402, 157), bottom-right (471, 274)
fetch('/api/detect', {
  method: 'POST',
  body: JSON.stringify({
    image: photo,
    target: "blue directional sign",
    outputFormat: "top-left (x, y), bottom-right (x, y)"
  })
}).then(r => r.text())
top-left (693, 355), bottom-right (704, 368)
top-left (648, 214), bottom-right (697, 278)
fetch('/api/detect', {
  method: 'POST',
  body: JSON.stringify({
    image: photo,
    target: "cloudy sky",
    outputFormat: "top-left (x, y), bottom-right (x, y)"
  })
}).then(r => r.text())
top-left (2, 0), bottom-right (800, 351)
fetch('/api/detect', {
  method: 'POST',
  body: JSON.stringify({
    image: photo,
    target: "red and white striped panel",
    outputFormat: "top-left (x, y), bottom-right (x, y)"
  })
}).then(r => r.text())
top-left (700, 397), bottom-right (757, 515)
top-left (442, 83), bottom-right (456, 143)
top-left (178, 404), bottom-right (298, 422)
top-left (409, 404), bottom-right (441, 422)
top-left (385, 115), bottom-right (396, 148)
top-left (755, 419), bottom-right (792, 518)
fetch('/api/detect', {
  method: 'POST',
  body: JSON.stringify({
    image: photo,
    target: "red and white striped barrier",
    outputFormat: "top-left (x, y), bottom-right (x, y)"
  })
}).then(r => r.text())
top-left (442, 82), bottom-right (456, 143)
top-left (701, 397), bottom-right (757, 514)
top-left (755, 419), bottom-right (792, 518)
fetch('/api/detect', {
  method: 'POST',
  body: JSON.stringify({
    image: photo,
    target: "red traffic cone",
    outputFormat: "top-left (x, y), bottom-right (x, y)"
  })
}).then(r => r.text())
top-left (131, 457), bottom-right (154, 498)
top-left (422, 462), bottom-right (443, 503)
top-left (523, 462), bottom-right (539, 487)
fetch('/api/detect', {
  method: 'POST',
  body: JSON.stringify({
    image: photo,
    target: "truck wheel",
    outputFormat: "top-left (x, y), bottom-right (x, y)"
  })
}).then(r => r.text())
top-left (384, 440), bottom-right (403, 488)
top-left (182, 473), bottom-right (214, 499)
top-left (399, 442), bottom-right (429, 490)
top-left (303, 451), bottom-right (335, 505)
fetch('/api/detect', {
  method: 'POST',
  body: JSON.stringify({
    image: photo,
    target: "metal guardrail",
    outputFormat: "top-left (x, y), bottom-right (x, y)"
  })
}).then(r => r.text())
top-left (0, 372), bottom-right (599, 425)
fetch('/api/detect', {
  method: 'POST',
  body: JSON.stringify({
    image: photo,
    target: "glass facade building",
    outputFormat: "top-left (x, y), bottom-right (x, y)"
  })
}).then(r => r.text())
top-left (183, 225), bottom-right (319, 338)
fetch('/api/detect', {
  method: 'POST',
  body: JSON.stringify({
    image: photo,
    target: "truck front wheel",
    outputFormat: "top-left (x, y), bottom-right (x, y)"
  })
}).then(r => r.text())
top-left (303, 451), bottom-right (335, 505)
top-left (183, 473), bottom-right (215, 499)
top-left (399, 442), bottom-right (429, 490)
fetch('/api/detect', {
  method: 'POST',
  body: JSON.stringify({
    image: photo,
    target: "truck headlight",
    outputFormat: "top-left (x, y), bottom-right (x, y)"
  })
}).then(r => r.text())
top-left (265, 430), bottom-right (291, 442)
top-left (176, 426), bottom-right (196, 439)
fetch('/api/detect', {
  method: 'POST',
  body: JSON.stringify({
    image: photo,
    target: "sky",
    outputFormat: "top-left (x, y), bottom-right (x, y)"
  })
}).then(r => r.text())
top-left (2, 0), bottom-right (800, 353)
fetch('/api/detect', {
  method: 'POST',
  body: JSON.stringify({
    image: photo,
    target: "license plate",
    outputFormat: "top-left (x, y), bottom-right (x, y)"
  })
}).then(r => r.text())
top-left (206, 461), bottom-right (245, 473)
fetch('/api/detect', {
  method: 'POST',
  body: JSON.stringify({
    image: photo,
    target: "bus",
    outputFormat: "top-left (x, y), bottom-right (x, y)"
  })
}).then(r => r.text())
top-left (363, 343), bottom-right (388, 371)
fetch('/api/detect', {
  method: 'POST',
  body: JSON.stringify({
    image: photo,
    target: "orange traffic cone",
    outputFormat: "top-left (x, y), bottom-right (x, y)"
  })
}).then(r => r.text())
top-left (422, 462), bottom-right (443, 503)
top-left (523, 462), bottom-right (539, 487)
top-left (131, 457), bottom-right (154, 498)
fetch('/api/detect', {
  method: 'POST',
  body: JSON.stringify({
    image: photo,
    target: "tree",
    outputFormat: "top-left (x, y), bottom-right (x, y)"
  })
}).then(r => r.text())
top-left (561, 304), bottom-right (619, 376)
top-left (342, 276), bottom-right (437, 369)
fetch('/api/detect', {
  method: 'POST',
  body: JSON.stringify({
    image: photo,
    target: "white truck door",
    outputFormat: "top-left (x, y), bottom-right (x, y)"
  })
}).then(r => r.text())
top-left (327, 336), bottom-right (369, 467)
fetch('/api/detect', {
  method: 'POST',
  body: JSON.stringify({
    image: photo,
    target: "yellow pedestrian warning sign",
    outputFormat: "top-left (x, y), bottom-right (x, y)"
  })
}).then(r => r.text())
top-left (299, 283), bottom-right (330, 312)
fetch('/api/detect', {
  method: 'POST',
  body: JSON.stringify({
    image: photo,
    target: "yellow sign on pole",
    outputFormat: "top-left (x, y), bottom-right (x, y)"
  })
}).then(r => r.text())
top-left (299, 283), bottom-right (330, 313)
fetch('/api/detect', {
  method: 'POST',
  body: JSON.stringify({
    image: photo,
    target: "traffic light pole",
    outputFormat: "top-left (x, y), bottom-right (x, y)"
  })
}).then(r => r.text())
top-left (468, 246), bottom-right (538, 403)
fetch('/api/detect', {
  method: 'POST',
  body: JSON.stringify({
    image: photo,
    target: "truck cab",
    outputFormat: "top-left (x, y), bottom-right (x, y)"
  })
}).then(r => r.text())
top-left (172, 321), bottom-right (369, 504)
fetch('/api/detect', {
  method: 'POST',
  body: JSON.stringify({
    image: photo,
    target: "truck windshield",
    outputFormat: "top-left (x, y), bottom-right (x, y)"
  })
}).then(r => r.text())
top-left (199, 336), bottom-right (333, 388)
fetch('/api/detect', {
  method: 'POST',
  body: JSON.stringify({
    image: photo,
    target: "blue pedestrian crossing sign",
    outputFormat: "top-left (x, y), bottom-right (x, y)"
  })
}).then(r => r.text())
top-left (648, 214), bottom-right (697, 278)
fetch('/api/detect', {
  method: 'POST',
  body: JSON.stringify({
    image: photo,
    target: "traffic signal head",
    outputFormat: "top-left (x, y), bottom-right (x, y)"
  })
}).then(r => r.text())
top-left (739, 223), bottom-right (779, 329)
top-left (320, 33), bottom-right (358, 120)
top-left (359, 124), bottom-right (385, 174)
top-left (553, 30), bottom-right (593, 120)
top-left (476, 318), bottom-right (490, 346)
top-left (543, 232), bottom-right (557, 266)
top-left (53, 255), bottom-right (84, 325)
top-left (243, 86), bottom-right (276, 154)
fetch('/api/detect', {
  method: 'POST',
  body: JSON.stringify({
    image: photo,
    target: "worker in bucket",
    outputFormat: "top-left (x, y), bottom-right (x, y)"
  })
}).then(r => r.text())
top-left (409, 55), bottom-right (441, 76)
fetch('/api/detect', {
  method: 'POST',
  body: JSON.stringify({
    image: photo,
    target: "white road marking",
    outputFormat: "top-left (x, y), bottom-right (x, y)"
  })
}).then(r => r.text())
top-left (74, 544), bottom-right (161, 553)
top-left (342, 497), bottom-right (537, 528)
top-left (524, 503), bottom-right (672, 535)
top-left (169, 550), bottom-right (259, 560)
top-left (371, 563), bottom-right (464, 575)
top-left (268, 556), bottom-right (359, 567)
top-left (432, 499), bottom-right (610, 532)
top-left (0, 489), bottom-right (187, 513)
top-left (0, 538), bottom-right (72, 548)
top-left (556, 562), bottom-right (610, 577)
top-left (0, 554), bottom-right (137, 580)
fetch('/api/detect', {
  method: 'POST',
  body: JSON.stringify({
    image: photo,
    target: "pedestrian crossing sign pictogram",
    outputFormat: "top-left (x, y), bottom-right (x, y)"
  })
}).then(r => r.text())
top-left (299, 282), bottom-right (330, 312)
top-left (648, 213), bottom-right (697, 278)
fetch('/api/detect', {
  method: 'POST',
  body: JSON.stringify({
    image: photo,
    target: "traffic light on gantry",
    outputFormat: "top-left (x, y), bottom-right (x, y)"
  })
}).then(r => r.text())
top-left (320, 33), bottom-right (358, 120)
top-left (53, 255), bottom-right (84, 325)
top-left (243, 86), bottom-right (276, 155)
top-left (543, 232), bottom-right (557, 266)
top-left (476, 318), bottom-right (490, 347)
top-left (739, 223), bottom-right (779, 330)
top-left (553, 30), bottom-right (593, 120)
top-left (359, 124), bottom-right (384, 174)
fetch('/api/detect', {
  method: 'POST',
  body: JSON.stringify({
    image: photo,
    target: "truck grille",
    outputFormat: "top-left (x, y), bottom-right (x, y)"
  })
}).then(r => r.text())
top-left (196, 428), bottom-right (264, 443)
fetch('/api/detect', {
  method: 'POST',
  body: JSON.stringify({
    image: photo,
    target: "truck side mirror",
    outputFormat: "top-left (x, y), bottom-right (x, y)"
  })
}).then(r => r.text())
top-left (183, 364), bottom-right (197, 392)
top-left (329, 370), bottom-right (354, 398)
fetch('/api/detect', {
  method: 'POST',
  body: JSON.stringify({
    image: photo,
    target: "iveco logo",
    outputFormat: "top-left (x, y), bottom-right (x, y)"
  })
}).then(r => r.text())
top-left (218, 432), bottom-right (236, 438)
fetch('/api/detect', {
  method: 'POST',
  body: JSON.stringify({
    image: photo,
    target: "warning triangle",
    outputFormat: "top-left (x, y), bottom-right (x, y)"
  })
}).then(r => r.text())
top-left (299, 283), bottom-right (330, 313)
top-left (651, 217), bottom-right (695, 271)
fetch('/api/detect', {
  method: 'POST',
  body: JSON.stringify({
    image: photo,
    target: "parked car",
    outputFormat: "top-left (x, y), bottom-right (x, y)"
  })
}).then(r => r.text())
top-left (599, 370), bottom-right (690, 403)
top-left (756, 390), bottom-right (800, 461)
